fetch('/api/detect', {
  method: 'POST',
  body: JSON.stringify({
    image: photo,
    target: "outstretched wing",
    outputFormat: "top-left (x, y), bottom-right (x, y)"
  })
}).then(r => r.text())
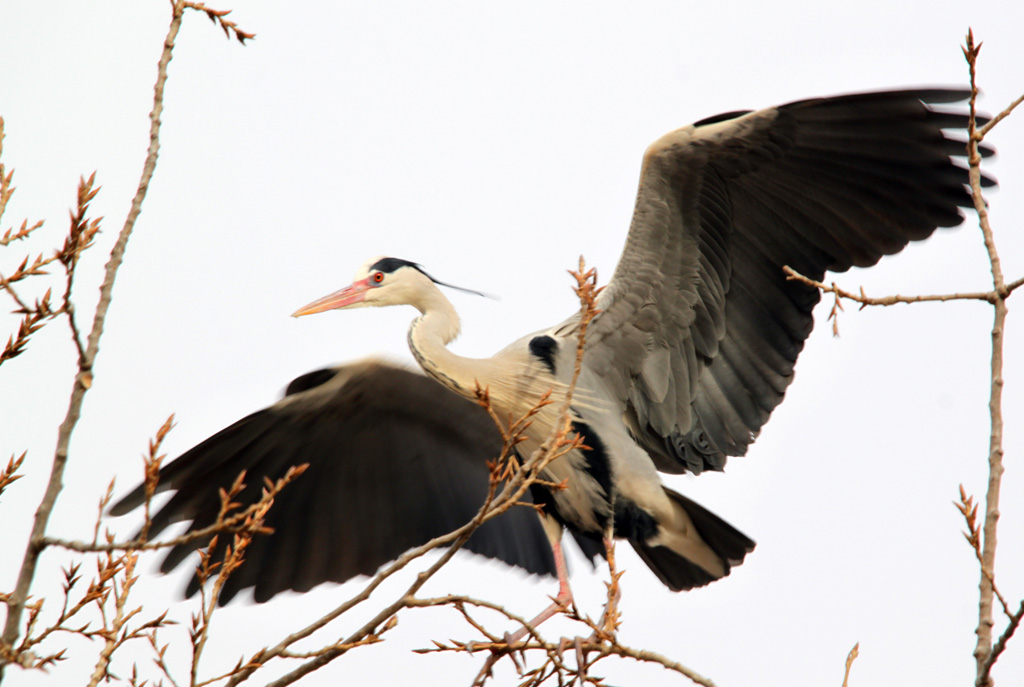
top-left (579, 89), bottom-right (993, 474)
top-left (111, 360), bottom-right (560, 603)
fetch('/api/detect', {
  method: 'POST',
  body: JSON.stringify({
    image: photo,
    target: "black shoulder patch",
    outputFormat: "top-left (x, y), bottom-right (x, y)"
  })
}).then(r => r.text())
top-left (284, 368), bottom-right (338, 396)
top-left (528, 335), bottom-right (559, 374)
top-left (693, 109), bottom-right (753, 128)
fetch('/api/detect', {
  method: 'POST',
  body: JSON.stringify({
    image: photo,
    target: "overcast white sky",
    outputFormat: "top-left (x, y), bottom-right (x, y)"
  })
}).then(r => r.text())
top-left (1, 1), bottom-right (1023, 686)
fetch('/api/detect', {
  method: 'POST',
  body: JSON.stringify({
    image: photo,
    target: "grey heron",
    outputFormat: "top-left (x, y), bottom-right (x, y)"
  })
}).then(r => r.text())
top-left (112, 88), bottom-right (992, 608)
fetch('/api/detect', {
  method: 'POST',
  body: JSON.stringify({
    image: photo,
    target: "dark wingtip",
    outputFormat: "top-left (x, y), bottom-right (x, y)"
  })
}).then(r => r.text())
top-left (107, 491), bottom-right (141, 517)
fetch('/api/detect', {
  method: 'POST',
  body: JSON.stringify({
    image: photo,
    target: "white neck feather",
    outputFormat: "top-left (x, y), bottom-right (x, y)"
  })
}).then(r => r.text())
top-left (406, 281), bottom-right (483, 397)
top-left (404, 276), bottom-right (567, 425)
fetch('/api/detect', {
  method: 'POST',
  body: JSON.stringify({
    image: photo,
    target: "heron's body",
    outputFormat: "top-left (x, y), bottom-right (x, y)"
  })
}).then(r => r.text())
top-left (113, 88), bottom-right (993, 604)
top-left (350, 258), bottom-right (748, 589)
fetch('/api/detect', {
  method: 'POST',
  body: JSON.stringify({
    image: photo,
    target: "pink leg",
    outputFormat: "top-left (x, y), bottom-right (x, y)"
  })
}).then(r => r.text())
top-left (473, 523), bottom-right (575, 683)
top-left (525, 538), bottom-right (575, 628)
top-left (473, 539), bottom-right (577, 684)
top-left (506, 538), bottom-right (574, 644)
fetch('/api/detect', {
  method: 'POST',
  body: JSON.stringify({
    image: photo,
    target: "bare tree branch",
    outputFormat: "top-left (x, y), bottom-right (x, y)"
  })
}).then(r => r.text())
top-left (0, 1), bottom-right (186, 672)
top-left (963, 30), bottom-right (1012, 687)
top-left (782, 34), bottom-right (1020, 685)
top-left (783, 266), bottom-right (998, 306)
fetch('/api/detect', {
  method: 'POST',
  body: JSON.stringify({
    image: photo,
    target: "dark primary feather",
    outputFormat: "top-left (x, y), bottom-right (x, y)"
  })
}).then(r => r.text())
top-left (585, 88), bottom-right (994, 474)
top-left (111, 361), bottom-right (571, 603)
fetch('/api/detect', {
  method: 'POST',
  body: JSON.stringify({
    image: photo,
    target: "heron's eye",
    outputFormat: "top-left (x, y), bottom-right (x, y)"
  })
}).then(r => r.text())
top-left (371, 272), bottom-right (385, 284)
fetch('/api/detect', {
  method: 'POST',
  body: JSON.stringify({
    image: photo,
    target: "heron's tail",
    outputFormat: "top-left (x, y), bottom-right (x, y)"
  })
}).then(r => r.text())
top-left (631, 488), bottom-right (755, 591)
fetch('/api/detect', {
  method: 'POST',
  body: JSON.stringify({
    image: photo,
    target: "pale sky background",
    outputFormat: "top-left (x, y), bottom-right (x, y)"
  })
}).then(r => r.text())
top-left (1, 1), bottom-right (1023, 686)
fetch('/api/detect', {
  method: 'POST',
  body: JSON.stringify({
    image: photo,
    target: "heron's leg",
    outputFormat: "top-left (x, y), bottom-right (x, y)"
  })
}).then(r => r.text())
top-left (595, 536), bottom-right (620, 638)
top-left (507, 523), bottom-right (575, 644)
top-left (522, 537), bottom-right (575, 630)
top-left (474, 517), bottom-right (575, 682)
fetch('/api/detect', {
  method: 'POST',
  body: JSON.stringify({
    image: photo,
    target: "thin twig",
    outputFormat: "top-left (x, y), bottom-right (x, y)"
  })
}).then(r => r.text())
top-left (0, 272), bottom-right (32, 312)
top-left (0, 221), bottom-right (44, 248)
top-left (956, 486), bottom-right (1014, 620)
top-left (85, 553), bottom-right (141, 687)
top-left (0, 288), bottom-right (54, 366)
top-left (0, 453), bottom-right (26, 499)
top-left (783, 266), bottom-right (996, 306)
top-left (981, 600), bottom-right (1024, 680)
top-left (42, 497), bottom-right (283, 555)
top-left (183, 1), bottom-right (256, 43)
top-left (978, 91), bottom-right (1024, 138)
top-left (59, 174), bottom-right (102, 363)
top-left (841, 643), bottom-right (859, 687)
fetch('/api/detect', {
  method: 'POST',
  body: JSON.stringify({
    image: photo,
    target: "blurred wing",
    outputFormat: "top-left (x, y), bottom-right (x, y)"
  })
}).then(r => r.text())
top-left (111, 360), bottom-right (557, 603)
top-left (581, 89), bottom-right (994, 474)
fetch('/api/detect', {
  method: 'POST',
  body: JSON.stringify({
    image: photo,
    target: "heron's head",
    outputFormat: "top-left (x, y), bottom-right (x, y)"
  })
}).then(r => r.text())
top-left (292, 256), bottom-right (483, 317)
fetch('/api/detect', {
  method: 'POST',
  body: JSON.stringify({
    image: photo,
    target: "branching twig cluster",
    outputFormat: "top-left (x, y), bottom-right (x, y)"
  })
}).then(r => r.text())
top-left (0, 422), bottom-right (181, 678)
top-left (183, 1), bottom-right (255, 44)
top-left (0, 119), bottom-right (57, 367)
top-left (0, 135), bottom-right (103, 367)
top-left (0, 119), bottom-right (44, 249)
top-left (0, 452), bottom-right (26, 498)
top-left (1, 416), bottom-right (308, 685)
top-left (957, 486), bottom-right (1024, 685)
top-left (414, 591), bottom-right (715, 687)
top-left (0, 1), bottom-right (258, 682)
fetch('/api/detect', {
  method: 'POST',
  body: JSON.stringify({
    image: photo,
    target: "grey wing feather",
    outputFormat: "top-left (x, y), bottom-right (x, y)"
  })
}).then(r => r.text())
top-left (580, 88), bottom-right (994, 474)
top-left (111, 360), bottom-right (558, 603)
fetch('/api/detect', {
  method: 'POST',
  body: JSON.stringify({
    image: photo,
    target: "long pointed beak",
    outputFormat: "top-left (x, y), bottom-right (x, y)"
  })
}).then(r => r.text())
top-left (292, 278), bottom-right (371, 317)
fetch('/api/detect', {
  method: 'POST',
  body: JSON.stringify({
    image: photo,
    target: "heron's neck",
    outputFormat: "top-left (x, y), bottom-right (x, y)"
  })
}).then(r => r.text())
top-left (407, 287), bottom-right (484, 397)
